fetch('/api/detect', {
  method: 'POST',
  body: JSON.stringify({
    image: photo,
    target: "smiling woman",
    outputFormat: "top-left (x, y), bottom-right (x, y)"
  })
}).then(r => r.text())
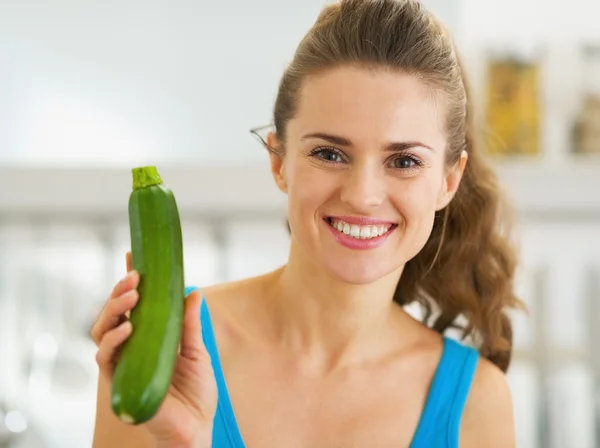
top-left (92, 1), bottom-right (523, 448)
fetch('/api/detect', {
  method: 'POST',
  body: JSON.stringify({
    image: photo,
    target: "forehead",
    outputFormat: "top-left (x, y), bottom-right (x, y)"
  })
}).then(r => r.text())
top-left (289, 66), bottom-right (446, 148)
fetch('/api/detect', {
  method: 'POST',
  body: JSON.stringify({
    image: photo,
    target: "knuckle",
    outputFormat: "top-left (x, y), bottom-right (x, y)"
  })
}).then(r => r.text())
top-left (95, 349), bottom-right (104, 366)
top-left (95, 332), bottom-right (114, 366)
top-left (195, 344), bottom-right (212, 363)
top-left (107, 297), bottom-right (125, 317)
top-left (110, 282), bottom-right (122, 298)
top-left (105, 299), bottom-right (117, 315)
top-left (112, 276), bottom-right (128, 295)
top-left (90, 327), bottom-right (98, 344)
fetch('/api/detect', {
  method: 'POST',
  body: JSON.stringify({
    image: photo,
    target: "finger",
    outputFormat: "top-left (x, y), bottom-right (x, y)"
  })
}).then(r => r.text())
top-left (110, 270), bottom-right (139, 300)
top-left (179, 290), bottom-right (209, 361)
top-left (95, 320), bottom-right (133, 374)
top-left (126, 251), bottom-right (132, 273)
top-left (91, 290), bottom-right (139, 345)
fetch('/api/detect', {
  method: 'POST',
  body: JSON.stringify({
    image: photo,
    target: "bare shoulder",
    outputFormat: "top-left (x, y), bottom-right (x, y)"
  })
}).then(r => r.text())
top-left (460, 356), bottom-right (516, 448)
top-left (200, 273), bottom-right (268, 315)
top-left (197, 271), bottom-right (278, 344)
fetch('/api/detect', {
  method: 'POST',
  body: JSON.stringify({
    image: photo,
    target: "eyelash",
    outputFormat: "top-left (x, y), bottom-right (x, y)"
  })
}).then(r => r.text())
top-left (309, 146), bottom-right (425, 171)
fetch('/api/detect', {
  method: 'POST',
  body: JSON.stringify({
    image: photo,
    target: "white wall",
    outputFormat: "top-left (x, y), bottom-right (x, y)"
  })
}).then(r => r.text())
top-left (2, 0), bottom-right (600, 167)
top-left (0, 0), bottom-right (326, 166)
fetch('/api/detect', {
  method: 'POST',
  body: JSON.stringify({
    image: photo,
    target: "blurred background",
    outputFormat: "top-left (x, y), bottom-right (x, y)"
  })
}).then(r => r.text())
top-left (0, 0), bottom-right (599, 447)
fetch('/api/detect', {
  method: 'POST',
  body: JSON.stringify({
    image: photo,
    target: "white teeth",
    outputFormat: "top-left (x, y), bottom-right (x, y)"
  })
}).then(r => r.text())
top-left (328, 219), bottom-right (391, 240)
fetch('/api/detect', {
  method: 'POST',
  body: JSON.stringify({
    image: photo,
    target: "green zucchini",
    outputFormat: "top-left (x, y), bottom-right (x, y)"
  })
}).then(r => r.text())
top-left (111, 165), bottom-right (185, 425)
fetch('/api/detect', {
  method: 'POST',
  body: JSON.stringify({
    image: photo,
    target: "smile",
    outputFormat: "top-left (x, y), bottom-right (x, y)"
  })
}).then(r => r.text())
top-left (326, 218), bottom-right (394, 239)
top-left (324, 217), bottom-right (397, 250)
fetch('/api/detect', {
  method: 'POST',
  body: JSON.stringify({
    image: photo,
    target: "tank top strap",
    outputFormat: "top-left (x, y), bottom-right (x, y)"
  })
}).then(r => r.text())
top-left (185, 285), bottom-right (246, 448)
top-left (410, 337), bottom-right (479, 448)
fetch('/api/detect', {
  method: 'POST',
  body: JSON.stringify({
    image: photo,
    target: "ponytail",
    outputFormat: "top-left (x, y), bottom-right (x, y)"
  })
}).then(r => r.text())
top-left (394, 56), bottom-right (524, 372)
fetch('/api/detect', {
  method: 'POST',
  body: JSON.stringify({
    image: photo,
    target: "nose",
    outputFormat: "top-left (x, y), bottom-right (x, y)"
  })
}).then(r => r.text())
top-left (339, 163), bottom-right (386, 211)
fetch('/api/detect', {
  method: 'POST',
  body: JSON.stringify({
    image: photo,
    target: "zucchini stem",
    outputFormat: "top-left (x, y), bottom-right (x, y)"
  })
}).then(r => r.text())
top-left (132, 166), bottom-right (164, 190)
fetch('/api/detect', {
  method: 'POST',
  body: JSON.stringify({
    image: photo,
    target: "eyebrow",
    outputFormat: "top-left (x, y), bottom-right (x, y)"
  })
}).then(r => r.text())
top-left (301, 132), bottom-right (434, 152)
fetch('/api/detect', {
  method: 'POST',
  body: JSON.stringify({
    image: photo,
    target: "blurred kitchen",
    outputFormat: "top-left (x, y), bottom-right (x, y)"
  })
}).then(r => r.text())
top-left (0, 0), bottom-right (599, 447)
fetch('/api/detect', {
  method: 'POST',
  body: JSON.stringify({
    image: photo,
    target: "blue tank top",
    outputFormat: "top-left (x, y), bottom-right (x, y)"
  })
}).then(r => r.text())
top-left (187, 286), bottom-right (479, 448)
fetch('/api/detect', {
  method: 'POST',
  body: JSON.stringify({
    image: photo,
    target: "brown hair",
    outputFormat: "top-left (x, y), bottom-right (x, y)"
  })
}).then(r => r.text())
top-left (264, 0), bottom-right (524, 372)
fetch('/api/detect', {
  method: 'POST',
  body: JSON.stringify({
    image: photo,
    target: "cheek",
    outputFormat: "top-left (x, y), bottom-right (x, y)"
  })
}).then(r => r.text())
top-left (393, 175), bottom-right (443, 229)
top-left (286, 161), bottom-right (337, 214)
top-left (285, 163), bottom-right (335, 243)
top-left (388, 180), bottom-right (441, 264)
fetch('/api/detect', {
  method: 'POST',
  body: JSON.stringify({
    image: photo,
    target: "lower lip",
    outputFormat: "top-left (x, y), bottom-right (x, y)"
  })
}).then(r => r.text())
top-left (325, 220), bottom-right (395, 250)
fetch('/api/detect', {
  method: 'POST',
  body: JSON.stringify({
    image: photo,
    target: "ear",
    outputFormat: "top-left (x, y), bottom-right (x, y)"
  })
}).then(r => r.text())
top-left (267, 132), bottom-right (287, 193)
top-left (436, 150), bottom-right (468, 211)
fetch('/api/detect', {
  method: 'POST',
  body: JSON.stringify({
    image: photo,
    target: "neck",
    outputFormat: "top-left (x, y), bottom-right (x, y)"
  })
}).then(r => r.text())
top-left (264, 242), bottom-right (405, 372)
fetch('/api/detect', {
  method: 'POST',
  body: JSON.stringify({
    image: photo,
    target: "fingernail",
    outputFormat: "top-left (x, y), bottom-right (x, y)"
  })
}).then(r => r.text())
top-left (120, 321), bottom-right (132, 332)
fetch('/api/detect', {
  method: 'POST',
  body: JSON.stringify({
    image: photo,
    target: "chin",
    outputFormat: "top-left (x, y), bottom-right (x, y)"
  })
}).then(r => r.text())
top-left (324, 259), bottom-right (400, 286)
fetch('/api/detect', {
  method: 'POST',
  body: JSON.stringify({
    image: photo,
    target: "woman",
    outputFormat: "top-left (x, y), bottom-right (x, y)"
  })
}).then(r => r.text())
top-left (91, 1), bottom-right (523, 446)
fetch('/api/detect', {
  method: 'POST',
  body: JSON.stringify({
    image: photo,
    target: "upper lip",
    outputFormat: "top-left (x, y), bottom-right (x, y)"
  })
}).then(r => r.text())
top-left (326, 215), bottom-right (396, 226)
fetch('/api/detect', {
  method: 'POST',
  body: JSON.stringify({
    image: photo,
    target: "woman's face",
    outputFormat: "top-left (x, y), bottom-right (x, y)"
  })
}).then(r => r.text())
top-left (269, 66), bottom-right (466, 285)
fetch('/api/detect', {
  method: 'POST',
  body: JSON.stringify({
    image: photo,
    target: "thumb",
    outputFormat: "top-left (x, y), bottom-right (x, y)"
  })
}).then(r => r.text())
top-left (179, 289), bottom-right (208, 361)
